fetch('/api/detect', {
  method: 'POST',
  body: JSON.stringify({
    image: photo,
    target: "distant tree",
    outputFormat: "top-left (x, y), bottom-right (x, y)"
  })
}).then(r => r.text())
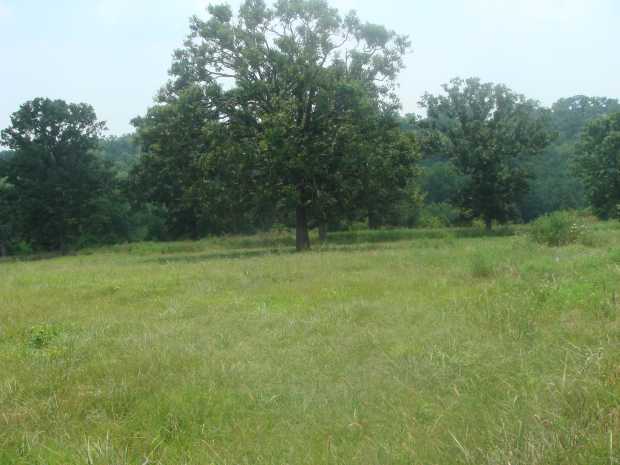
top-left (519, 143), bottom-right (586, 221)
top-left (0, 98), bottom-right (116, 251)
top-left (419, 160), bottom-right (465, 205)
top-left (552, 96), bottom-right (620, 141)
top-left (520, 96), bottom-right (620, 221)
top-left (0, 175), bottom-right (15, 257)
top-left (358, 113), bottom-right (419, 229)
top-left (420, 77), bottom-right (553, 229)
top-left (97, 134), bottom-right (140, 175)
top-left (575, 112), bottom-right (620, 219)
top-left (399, 114), bottom-right (463, 227)
top-left (164, 0), bottom-right (411, 250)
top-left (129, 85), bottom-right (215, 239)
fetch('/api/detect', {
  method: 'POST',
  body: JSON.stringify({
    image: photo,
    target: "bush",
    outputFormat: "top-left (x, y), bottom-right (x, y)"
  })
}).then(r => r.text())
top-left (530, 211), bottom-right (589, 246)
top-left (11, 241), bottom-right (33, 255)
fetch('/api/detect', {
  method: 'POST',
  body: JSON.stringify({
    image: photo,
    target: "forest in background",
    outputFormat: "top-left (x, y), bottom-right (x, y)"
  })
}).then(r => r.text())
top-left (1, 1), bottom-right (619, 255)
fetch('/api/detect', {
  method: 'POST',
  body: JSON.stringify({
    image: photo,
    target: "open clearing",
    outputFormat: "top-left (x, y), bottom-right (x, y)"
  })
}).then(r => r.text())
top-left (1, 227), bottom-right (619, 464)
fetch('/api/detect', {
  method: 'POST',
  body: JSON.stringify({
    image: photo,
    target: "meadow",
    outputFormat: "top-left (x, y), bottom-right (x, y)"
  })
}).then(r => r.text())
top-left (1, 225), bottom-right (619, 465)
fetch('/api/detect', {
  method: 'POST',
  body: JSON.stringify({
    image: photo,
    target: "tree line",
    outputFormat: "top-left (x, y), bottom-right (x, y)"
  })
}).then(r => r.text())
top-left (1, 0), bottom-right (619, 255)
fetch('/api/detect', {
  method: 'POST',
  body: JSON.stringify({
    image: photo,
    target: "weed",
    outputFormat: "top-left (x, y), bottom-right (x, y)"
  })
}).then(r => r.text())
top-left (26, 324), bottom-right (60, 350)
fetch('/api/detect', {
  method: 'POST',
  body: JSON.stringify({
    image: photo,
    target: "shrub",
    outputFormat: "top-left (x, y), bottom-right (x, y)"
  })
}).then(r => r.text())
top-left (530, 211), bottom-right (588, 246)
top-left (6, 241), bottom-right (33, 256)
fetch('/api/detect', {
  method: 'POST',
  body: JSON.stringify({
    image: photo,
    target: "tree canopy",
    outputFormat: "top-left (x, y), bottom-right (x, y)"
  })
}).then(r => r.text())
top-left (146, 0), bottom-right (414, 250)
top-left (575, 112), bottom-right (620, 219)
top-left (419, 78), bottom-right (553, 229)
top-left (0, 98), bottom-right (121, 251)
top-left (552, 96), bottom-right (620, 141)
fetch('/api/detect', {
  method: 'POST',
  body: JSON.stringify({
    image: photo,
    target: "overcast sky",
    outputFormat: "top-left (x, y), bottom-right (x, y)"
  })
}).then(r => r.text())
top-left (1, 0), bottom-right (619, 135)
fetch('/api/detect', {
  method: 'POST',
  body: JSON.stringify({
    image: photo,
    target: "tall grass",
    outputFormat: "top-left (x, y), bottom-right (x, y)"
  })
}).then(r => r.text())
top-left (0, 224), bottom-right (619, 464)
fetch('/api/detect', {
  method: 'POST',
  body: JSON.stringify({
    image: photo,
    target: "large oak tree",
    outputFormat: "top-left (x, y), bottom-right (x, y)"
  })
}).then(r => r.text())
top-left (160, 0), bottom-right (412, 250)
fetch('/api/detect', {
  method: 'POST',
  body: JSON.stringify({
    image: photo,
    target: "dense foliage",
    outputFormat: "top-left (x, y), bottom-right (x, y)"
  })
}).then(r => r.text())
top-left (575, 112), bottom-right (620, 219)
top-left (0, 98), bottom-right (122, 252)
top-left (520, 96), bottom-right (620, 221)
top-left (419, 78), bottom-right (553, 229)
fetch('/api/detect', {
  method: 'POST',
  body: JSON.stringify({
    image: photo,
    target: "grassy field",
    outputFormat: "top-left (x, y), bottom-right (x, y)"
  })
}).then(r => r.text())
top-left (1, 225), bottom-right (619, 464)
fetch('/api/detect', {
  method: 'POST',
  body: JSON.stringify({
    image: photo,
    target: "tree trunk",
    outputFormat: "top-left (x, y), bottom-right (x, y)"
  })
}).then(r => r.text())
top-left (368, 211), bottom-right (379, 230)
top-left (0, 240), bottom-right (6, 258)
top-left (485, 217), bottom-right (492, 232)
top-left (192, 215), bottom-right (200, 240)
top-left (295, 205), bottom-right (310, 251)
top-left (59, 233), bottom-right (67, 255)
top-left (318, 222), bottom-right (327, 243)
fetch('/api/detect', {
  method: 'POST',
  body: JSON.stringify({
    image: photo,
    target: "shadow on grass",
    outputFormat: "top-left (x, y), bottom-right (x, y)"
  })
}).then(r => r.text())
top-left (0, 226), bottom-right (520, 264)
top-left (150, 247), bottom-right (294, 264)
top-left (145, 242), bottom-right (404, 265)
top-left (0, 251), bottom-right (71, 264)
top-left (227, 226), bottom-right (518, 250)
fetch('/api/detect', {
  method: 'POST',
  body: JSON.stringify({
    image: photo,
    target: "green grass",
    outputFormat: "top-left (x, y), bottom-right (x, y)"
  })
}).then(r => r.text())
top-left (1, 226), bottom-right (619, 464)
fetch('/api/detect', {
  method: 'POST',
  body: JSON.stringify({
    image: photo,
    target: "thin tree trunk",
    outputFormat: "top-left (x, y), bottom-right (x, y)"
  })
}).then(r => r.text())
top-left (295, 204), bottom-right (311, 251)
top-left (192, 215), bottom-right (200, 240)
top-left (318, 222), bottom-right (327, 243)
top-left (485, 217), bottom-right (492, 232)
top-left (59, 235), bottom-right (67, 255)
top-left (368, 210), bottom-right (379, 230)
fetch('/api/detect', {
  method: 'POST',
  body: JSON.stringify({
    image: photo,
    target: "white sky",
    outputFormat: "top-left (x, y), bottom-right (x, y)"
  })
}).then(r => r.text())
top-left (1, 0), bottom-right (618, 135)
